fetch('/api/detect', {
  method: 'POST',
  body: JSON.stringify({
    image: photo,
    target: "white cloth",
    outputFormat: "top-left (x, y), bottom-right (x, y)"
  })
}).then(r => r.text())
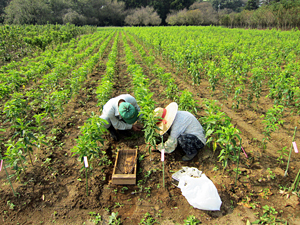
top-left (100, 94), bottom-right (140, 130)
top-left (157, 111), bottom-right (206, 153)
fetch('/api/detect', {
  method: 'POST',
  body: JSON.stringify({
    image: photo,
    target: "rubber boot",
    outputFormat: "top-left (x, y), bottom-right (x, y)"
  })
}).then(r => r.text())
top-left (182, 152), bottom-right (198, 161)
top-left (118, 129), bottom-right (132, 137)
top-left (107, 126), bottom-right (119, 141)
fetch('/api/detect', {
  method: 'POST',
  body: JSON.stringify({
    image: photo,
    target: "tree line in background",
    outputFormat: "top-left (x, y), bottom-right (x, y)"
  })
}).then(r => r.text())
top-left (0, 0), bottom-right (299, 29)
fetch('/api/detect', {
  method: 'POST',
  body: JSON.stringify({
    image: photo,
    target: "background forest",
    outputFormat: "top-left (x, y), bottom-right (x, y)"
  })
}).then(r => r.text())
top-left (0, 0), bottom-right (300, 29)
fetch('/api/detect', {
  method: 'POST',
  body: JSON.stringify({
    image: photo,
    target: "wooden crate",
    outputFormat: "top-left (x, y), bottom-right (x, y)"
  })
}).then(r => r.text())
top-left (112, 149), bottom-right (137, 185)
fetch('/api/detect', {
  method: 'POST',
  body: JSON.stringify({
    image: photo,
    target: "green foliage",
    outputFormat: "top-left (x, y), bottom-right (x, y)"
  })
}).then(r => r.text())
top-left (260, 105), bottom-right (284, 150)
top-left (184, 215), bottom-right (201, 225)
top-left (122, 32), bottom-right (159, 156)
top-left (252, 205), bottom-right (285, 225)
top-left (178, 89), bottom-right (198, 114)
top-left (24, 35), bottom-right (52, 51)
top-left (139, 212), bottom-right (157, 225)
top-left (108, 212), bottom-right (121, 225)
top-left (89, 212), bottom-right (102, 224)
top-left (200, 99), bottom-right (241, 168)
top-left (71, 112), bottom-right (108, 167)
top-left (216, 124), bottom-right (242, 168)
top-left (277, 147), bottom-right (288, 165)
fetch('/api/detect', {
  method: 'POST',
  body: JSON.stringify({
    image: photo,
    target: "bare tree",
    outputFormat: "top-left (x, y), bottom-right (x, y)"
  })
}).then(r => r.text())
top-left (186, 9), bottom-right (204, 25)
top-left (189, 2), bottom-right (218, 25)
top-left (63, 9), bottom-right (87, 26)
top-left (125, 6), bottom-right (161, 26)
top-left (165, 11), bottom-right (178, 25)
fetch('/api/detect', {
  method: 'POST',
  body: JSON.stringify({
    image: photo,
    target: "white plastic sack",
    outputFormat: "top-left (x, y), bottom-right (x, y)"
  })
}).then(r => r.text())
top-left (172, 167), bottom-right (202, 181)
top-left (177, 172), bottom-right (222, 211)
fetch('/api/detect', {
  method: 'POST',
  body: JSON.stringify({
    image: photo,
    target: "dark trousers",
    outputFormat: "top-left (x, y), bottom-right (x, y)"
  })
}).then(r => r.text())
top-left (178, 134), bottom-right (204, 156)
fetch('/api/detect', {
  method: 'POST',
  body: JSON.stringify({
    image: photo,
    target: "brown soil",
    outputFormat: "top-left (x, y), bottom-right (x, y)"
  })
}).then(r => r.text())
top-left (1, 31), bottom-right (300, 225)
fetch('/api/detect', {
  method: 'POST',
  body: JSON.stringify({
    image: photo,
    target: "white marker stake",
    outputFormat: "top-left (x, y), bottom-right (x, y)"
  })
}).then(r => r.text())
top-left (0, 160), bottom-right (3, 172)
top-left (84, 156), bottom-right (89, 168)
top-left (161, 149), bottom-right (165, 188)
top-left (293, 142), bottom-right (298, 153)
top-left (161, 149), bottom-right (165, 161)
top-left (84, 156), bottom-right (89, 196)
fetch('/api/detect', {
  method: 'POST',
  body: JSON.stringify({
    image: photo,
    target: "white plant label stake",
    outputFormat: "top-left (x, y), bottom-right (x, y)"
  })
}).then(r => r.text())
top-left (84, 156), bottom-right (89, 196)
top-left (84, 156), bottom-right (89, 167)
top-left (162, 149), bottom-right (165, 188)
top-left (0, 159), bottom-right (2, 172)
top-left (293, 142), bottom-right (298, 153)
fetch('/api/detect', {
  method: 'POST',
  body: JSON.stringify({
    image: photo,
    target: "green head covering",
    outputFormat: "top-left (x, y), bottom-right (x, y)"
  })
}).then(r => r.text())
top-left (119, 102), bottom-right (138, 124)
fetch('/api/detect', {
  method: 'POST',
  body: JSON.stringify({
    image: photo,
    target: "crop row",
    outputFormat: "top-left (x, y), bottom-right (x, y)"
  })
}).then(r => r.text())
top-left (0, 24), bottom-right (96, 65)
top-left (0, 32), bottom-right (109, 101)
top-left (125, 26), bottom-right (300, 112)
top-left (1, 30), bottom-right (115, 177)
top-left (125, 31), bottom-right (242, 169)
top-left (72, 31), bottom-right (120, 169)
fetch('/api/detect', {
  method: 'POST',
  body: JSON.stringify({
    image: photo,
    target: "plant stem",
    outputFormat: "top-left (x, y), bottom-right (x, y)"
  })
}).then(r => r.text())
top-left (290, 168), bottom-right (300, 192)
top-left (235, 146), bottom-right (241, 186)
top-left (0, 154), bottom-right (17, 197)
top-left (284, 126), bottom-right (297, 177)
top-left (85, 167), bottom-right (88, 196)
top-left (28, 149), bottom-right (34, 166)
top-left (18, 155), bottom-right (26, 172)
top-left (161, 135), bottom-right (165, 188)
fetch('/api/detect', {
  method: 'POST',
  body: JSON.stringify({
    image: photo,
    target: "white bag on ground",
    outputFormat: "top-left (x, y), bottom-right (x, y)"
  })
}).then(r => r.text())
top-left (177, 170), bottom-right (222, 211)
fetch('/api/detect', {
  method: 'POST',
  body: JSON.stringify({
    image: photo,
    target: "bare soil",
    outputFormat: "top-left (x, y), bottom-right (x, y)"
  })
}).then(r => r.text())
top-left (1, 31), bottom-right (300, 225)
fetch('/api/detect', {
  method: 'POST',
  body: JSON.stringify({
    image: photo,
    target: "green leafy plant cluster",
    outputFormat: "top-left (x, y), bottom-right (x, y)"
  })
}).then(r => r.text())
top-left (260, 104), bottom-right (284, 151)
top-left (184, 215), bottom-right (201, 225)
top-left (122, 32), bottom-right (159, 158)
top-left (252, 205), bottom-right (286, 225)
top-left (71, 112), bottom-right (108, 167)
top-left (200, 99), bottom-right (242, 168)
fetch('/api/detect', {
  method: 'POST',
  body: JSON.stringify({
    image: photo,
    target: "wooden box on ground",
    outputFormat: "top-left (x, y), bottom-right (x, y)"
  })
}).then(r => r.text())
top-left (112, 149), bottom-right (137, 185)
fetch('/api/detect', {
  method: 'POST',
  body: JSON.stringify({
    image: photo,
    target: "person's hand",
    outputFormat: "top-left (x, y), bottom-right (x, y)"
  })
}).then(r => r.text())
top-left (147, 143), bottom-right (158, 152)
top-left (132, 124), bottom-right (142, 132)
top-left (135, 124), bottom-right (143, 129)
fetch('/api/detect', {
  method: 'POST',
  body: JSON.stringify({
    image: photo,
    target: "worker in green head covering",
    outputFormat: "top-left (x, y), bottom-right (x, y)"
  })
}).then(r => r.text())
top-left (100, 94), bottom-right (143, 141)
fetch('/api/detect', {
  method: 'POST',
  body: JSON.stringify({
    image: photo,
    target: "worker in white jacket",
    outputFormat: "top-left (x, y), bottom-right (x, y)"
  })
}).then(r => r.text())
top-left (100, 94), bottom-right (142, 141)
top-left (153, 102), bottom-right (206, 161)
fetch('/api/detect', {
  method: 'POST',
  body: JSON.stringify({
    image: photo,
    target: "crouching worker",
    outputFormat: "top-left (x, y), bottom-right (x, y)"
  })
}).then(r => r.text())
top-left (153, 102), bottom-right (206, 161)
top-left (100, 94), bottom-right (143, 141)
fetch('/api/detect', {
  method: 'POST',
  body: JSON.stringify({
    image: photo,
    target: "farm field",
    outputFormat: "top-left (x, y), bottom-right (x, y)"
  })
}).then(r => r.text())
top-left (0, 25), bottom-right (300, 225)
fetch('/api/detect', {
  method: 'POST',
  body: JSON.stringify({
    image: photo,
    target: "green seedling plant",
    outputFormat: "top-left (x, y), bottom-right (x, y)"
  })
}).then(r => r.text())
top-left (139, 212), bottom-right (157, 225)
top-left (188, 62), bottom-right (201, 85)
top-left (184, 215), bottom-right (201, 225)
top-left (178, 90), bottom-right (198, 114)
top-left (285, 126), bottom-right (297, 177)
top-left (252, 205), bottom-right (285, 224)
top-left (199, 99), bottom-right (232, 156)
top-left (71, 113), bottom-right (108, 167)
top-left (232, 85), bottom-right (244, 110)
top-left (3, 93), bottom-right (29, 123)
top-left (290, 168), bottom-right (300, 192)
top-left (0, 152), bottom-right (17, 196)
top-left (4, 139), bottom-right (27, 174)
top-left (108, 212), bottom-right (121, 225)
top-left (260, 105), bottom-right (284, 151)
top-left (277, 147), bottom-right (288, 165)
top-left (121, 186), bottom-right (128, 193)
top-left (7, 201), bottom-right (15, 210)
top-left (89, 212), bottom-right (102, 224)
top-left (215, 124), bottom-right (242, 169)
top-left (11, 117), bottom-right (38, 166)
